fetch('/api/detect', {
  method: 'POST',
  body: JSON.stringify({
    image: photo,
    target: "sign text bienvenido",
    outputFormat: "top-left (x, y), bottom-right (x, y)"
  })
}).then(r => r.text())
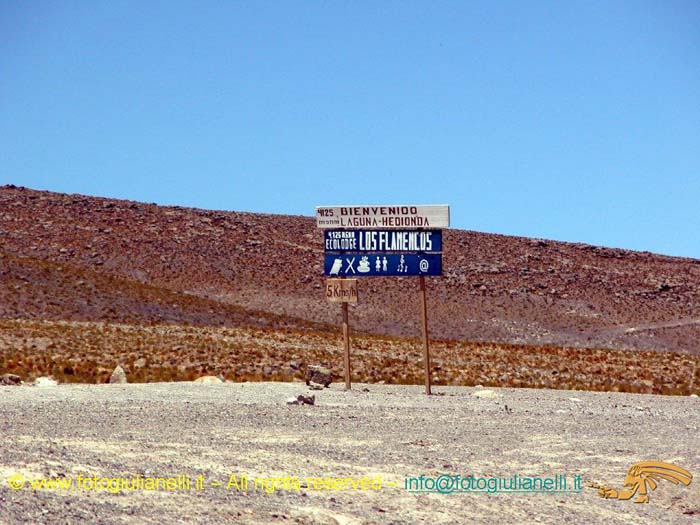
top-left (316, 205), bottom-right (449, 229)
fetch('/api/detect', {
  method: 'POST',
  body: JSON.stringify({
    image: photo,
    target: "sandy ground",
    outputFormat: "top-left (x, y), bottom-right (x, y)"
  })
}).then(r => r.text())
top-left (0, 382), bottom-right (699, 524)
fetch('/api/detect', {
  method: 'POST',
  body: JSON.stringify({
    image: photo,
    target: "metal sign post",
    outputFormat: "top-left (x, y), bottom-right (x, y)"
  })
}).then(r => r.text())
top-left (419, 275), bottom-right (432, 395)
top-left (342, 300), bottom-right (351, 390)
top-left (326, 278), bottom-right (357, 390)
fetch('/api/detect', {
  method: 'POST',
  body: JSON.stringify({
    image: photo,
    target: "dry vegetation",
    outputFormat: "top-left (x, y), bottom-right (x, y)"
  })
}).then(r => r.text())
top-left (1, 319), bottom-right (698, 395)
top-left (2, 186), bottom-right (700, 397)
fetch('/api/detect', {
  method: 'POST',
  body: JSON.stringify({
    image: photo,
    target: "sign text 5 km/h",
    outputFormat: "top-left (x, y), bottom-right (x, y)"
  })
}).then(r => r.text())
top-left (325, 279), bottom-right (358, 303)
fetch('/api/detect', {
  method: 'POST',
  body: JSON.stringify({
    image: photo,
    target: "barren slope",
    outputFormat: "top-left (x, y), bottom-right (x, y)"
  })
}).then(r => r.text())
top-left (2, 185), bottom-right (700, 353)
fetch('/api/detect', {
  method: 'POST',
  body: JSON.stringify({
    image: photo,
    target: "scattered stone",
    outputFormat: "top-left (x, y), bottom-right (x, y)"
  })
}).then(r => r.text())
top-left (305, 365), bottom-right (332, 388)
top-left (33, 377), bottom-right (58, 387)
top-left (300, 394), bottom-right (315, 405)
top-left (286, 394), bottom-right (315, 406)
top-left (473, 389), bottom-right (501, 399)
top-left (1, 373), bottom-right (22, 386)
top-left (193, 376), bottom-right (223, 384)
top-left (109, 365), bottom-right (128, 384)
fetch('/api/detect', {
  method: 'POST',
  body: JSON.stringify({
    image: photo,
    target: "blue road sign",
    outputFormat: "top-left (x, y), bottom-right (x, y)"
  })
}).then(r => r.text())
top-left (324, 229), bottom-right (442, 253)
top-left (324, 253), bottom-right (442, 277)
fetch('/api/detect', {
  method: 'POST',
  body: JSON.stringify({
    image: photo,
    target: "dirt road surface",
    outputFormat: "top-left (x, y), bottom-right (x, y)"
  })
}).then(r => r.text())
top-left (1, 382), bottom-right (698, 524)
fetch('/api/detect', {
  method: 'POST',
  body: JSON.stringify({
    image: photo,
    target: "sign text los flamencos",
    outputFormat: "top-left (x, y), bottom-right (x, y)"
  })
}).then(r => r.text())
top-left (324, 230), bottom-right (442, 253)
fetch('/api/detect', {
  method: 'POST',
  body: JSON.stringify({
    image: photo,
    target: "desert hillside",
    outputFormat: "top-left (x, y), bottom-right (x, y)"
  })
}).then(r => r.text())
top-left (1, 185), bottom-right (699, 353)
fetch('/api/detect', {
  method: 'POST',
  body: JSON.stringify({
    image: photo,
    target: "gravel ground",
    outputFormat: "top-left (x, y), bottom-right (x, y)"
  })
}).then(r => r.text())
top-left (1, 382), bottom-right (699, 524)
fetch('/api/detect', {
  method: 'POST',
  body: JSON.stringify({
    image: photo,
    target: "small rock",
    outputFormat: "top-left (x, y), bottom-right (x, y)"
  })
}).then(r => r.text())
top-left (0, 373), bottom-right (22, 386)
top-left (133, 358), bottom-right (147, 368)
top-left (568, 397), bottom-right (582, 403)
top-left (287, 394), bottom-right (315, 406)
top-left (33, 377), bottom-right (58, 387)
top-left (305, 365), bottom-right (332, 388)
top-left (109, 365), bottom-right (127, 384)
top-left (193, 376), bottom-right (223, 384)
top-left (308, 382), bottom-right (324, 391)
top-left (691, 394), bottom-right (698, 398)
top-left (299, 394), bottom-right (315, 405)
top-left (473, 389), bottom-right (501, 399)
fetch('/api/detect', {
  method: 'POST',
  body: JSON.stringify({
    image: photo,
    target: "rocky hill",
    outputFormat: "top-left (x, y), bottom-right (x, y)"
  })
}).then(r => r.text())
top-left (2, 185), bottom-right (699, 353)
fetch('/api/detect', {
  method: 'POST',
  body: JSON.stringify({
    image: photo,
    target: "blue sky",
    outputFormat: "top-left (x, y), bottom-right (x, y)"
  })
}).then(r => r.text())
top-left (2, 1), bottom-right (699, 257)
